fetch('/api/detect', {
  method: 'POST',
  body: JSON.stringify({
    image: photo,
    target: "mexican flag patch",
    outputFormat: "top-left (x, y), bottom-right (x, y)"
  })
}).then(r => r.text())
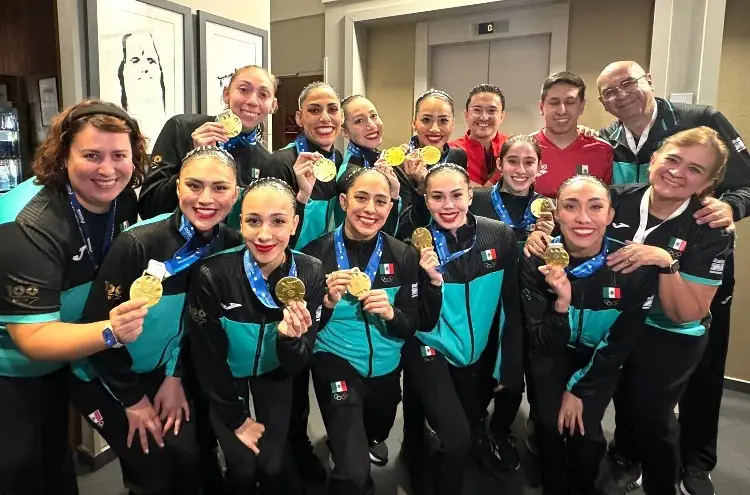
top-left (481, 249), bottom-right (497, 262)
top-left (330, 381), bottom-right (347, 393)
top-left (603, 287), bottom-right (621, 299)
top-left (420, 346), bottom-right (436, 357)
top-left (379, 263), bottom-right (395, 275)
top-left (668, 237), bottom-right (687, 251)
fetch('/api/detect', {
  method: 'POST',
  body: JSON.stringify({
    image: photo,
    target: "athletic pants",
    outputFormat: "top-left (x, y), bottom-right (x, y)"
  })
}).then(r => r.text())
top-left (401, 338), bottom-right (494, 495)
top-left (69, 370), bottom-right (200, 495)
top-left (0, 368), bottom-right (78, 495)
top-left (527, 346), bottom-right (614, 495)
top-left (311, 352), bottom-right (401, 495)
top-left (680, 253), bottom-right (734, 473)
top-left (209, 367), bottom-right (301, 495)
top-left (613, 326), bottom-right (708, 494)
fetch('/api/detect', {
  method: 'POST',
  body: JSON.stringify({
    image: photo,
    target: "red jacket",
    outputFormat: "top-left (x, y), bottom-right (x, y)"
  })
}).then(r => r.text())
top-left (532, 130), bottom-right (614, 198)
top-left (449, 131), bottom-right (508, 185)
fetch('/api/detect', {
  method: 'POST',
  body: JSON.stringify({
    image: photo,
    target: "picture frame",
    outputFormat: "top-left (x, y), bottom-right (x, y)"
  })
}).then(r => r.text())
top-left (84, 0), bottom-right (194, 151)
top-left (197, 10), bottom-right (268, 117)
top-left (38, 77), bottom-right (59, 126)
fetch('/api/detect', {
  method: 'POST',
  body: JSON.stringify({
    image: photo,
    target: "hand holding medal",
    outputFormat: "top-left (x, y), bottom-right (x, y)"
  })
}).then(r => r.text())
top-left (216, 109), bottom-right (243, 138)
top-left (403, 148), bottom-right (428, 183)
top-left (323, 269), bottom-right (354, 309)
top-left (292, 152), bottom-right (322, 202)
top-left (543, 243), bottom-right (570, 268)
top-left (416, 233), bottom-right (443, 286)
top-left (130, 271), bottom-right (164, 308)
top-left (274, 275), bottom-right (311, 337)
top-left (538, 245), bottom-right (572, 308)
top-left (347, 267), bottom-right (372, 297)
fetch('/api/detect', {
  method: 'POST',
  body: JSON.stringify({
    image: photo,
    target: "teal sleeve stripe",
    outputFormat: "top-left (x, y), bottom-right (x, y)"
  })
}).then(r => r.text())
top-left (1, 312), bottom-right (61, 324)
top-left (395, 198), bottom-right (402, 234)
top-left (680, 272), bottom-right (722, 286)
top-left (566, 333), bottom-right (610, 392)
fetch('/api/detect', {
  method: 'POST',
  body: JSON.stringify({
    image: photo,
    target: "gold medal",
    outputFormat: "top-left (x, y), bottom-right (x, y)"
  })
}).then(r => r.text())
top-left (420, 145), bottom-right (442, 166)
top-left (411, 227), bottom-right (433, 251)
top-left (313, 157), bottom-right (337, 182)
top-left (347, 271), bottom-right (372, 297)
top-left (543, 243), bottom-right (570, 268)
top-left (530, 197), bottom-right (553, 218)
top-left (275, 276), bottom-right (306, 305)
top-left (216, 109), bottom-right (242, 138)
top-left (383, 147), bottom-right (406, 166)
top-left (130, 271), bottom-right (164, 308)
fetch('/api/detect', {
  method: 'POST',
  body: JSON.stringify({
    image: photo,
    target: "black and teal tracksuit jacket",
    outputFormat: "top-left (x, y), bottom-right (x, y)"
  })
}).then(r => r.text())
top-left (302, 231), bottom-right (433, 378)
top-left (186, 247), bottom-right (325, 430)
top-left (333, 141), bottom-right (403, 234)
top-left (600, 97), bottom-right (750, 220)
top-left (138, 113), bottom-right (271, 223)
top-left (470, 182), bottom-right (545, 250)
top-left (78, 211), bottom-right (243, 406)
top-left (0, 178), bottom-right (137, 378)
top-left (521, 241), bottom-right (658, 399)
top-left (261, 135), bottom-right (344, 249)
top-left (399, 207), bottom-right (524, 388)
top-left (608, 184), bottom-right (734, 337)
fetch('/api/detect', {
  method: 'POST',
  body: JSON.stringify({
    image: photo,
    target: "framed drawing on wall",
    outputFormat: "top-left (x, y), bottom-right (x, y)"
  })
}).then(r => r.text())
top-left (84, 0), bottom-right (194, 151)
top-left (197, 11), bottom-right (268, 117)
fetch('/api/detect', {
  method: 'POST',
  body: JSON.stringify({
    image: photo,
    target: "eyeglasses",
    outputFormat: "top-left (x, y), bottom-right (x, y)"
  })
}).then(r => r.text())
top-left (600, 74), bottom-right (648, 101)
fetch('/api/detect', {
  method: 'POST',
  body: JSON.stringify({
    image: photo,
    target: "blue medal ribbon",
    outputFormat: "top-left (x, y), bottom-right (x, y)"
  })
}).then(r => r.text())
top-left (221, 127), bottom-right (259, 151)
top-left (295, 134), bottom-right (335, 161)
top-left (345, 141), bottom-right (376, 168)
top-left (65, 184), bottom-right (116, 271)
top-left (243, 249), bottom-right (298, 309)
top-left (333, 225), bottom-right (384, 284)
top-left (490, 183), bottom-right (535, 229)
top-left (551, 236), bottom-right (608, 278)
top-left (429, 224), bottom-right (476, 273)
top-left (162, 215), bottom-right (218, 277)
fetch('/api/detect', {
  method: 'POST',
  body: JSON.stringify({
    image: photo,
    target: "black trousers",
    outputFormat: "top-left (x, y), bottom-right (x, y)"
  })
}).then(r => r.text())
top-left (69, 371), bottom-right (200, 495)
top-left (210, 368), bottom-right (301, 495)
top-left (527, 346), bottom-right (614, 495)
top-left (0, 368), bottom-right (78, 495)
top-left (680, 253), bottom-right (734, 473)
top-left (289, 364), bottom-right (312, 450)
top-left (613, 326), bottom-right (707, 494)
top-left (311, 352), bottom-right (401, 495)
top-left (402, 338), bottom-right (494, 495)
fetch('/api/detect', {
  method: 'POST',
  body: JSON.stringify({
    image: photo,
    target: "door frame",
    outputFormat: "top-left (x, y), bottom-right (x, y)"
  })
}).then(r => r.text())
top-left (413, 2), bottom-right (569, 104)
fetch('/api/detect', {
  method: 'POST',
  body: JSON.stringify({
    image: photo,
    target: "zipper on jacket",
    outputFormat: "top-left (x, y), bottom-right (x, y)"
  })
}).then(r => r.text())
top-left (362, 303), bottom-right (374, 378)
top-left (574, 292), bottom-right (585, 349)
top-left (252, 315), bottom-right (266, 377)
top-left (636, 163), bottom-right (642, 183)
top-left (465, 283), bottom-right (475, 362)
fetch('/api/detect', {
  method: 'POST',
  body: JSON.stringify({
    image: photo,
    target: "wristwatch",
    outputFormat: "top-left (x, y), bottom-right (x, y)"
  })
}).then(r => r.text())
top-left (102, 322), bottom-right (124, 349)
top-left (659, 258), bottom-right (680, 275)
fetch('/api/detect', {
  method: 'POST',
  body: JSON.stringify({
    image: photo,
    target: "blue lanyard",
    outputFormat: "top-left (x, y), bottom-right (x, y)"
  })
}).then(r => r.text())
top-left (551, 236), bottom-right (608, 278)
top-left (162, 215), bottom-right (218, 277)
top-left (429, 224), bottom-right (476, 273)
top-left (408, 136), bottom-right (449, 165)
top-left (333, 225), bottom-right (384, 284)
top-left (220, 127), bottom-right (258, 151)
top-left (345, 141), bottom-right (375, 168)
top-left (490, 184), bottom-right (535, 229)
top-left (243, 249), bottom-right (298, 309)
top-left (295, 134), bottom-right (335, 160)
top-left (65, 184), bottom-right (116, 271)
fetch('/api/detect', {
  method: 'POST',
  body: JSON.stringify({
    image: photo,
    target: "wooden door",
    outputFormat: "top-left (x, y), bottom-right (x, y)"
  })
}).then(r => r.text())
top-left (272, 75), bottom-right (323, 151)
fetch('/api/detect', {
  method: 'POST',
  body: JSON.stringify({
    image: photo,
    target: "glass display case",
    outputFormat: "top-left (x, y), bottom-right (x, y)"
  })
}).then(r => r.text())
top-left (0, 106), bottom-right (23, 194)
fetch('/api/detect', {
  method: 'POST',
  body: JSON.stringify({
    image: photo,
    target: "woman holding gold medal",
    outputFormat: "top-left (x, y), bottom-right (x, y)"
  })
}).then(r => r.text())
top-left (67, 147), bottom-right (244, 494)
top-left (187, 178), bottom-right (325, 495)
top-left (139, 65), bottom-right (277, 221)
top-left (521, 174), bottom-right (657, 495)
top-left (465, 133), bottom-right (555, 472)
top-left (0, 100), bottom-right (148, 495)
top-left (334, 95), bottom-right (403, 234)
top-left (392, 89), bottom-right (468, 232)
top-left (301, 168), bottom-right (433, 495)
top-left (397, 163), bottom-right (523, 495)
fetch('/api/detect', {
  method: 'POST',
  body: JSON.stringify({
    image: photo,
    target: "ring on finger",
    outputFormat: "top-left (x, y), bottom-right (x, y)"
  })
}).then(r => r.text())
top-left (628, 257), bottom-right (634, 262)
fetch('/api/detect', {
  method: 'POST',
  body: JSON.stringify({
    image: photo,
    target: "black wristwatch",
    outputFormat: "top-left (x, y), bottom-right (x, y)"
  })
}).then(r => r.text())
top-left (659, 258), bottom-right (680, 274)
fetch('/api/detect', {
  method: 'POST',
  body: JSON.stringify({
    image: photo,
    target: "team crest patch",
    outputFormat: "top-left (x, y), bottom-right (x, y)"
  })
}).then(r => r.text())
top-left (152, 155), bottom-right (163, 164)
top-left (250, 168), bottom-right (260, 179)
top-left (710, 258), bottom-right (725, 275)
top-left (331, 381), bottom-right (348, 401)
top-left (88, 409), bottom-right (104, 428)
top-left (576, 164), bottom-right (590, 175)
top-left (732, 137), bottom-right (746, 153)
top-left (420, 346), bottom-right (436, 358)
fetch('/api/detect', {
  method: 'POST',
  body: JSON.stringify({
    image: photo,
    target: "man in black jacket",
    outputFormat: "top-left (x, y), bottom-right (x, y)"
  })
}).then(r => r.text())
top-left (596, 60), bottom-right (750, 495)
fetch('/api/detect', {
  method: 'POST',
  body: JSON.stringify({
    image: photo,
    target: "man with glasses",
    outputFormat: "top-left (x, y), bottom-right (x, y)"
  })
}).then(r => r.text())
top-left (450, 84), bottom-right (508, 187)
top-left (596, 60), bottom-right (750, 495)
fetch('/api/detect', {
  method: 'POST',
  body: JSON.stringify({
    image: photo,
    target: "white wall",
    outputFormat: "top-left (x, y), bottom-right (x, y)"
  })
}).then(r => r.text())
top-left (271, 0), bottom-right (324, 22)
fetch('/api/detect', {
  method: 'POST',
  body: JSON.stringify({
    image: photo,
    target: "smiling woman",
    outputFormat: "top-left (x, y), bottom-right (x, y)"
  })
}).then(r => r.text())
top-left (0, 99), bottom-right (147, 494)
top-left (67, 145), bottom-right (242, 495)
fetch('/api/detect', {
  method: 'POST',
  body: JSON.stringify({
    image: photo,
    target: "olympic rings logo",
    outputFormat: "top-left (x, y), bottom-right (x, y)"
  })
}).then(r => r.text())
top-left (484, 262), bottom-right (495, 269)
top-left (332, 392), bottom-right (349, 401)
top-left (380, 276), bottom-right (393, 283)
top-left (603, 299), bottom-right (618, 307)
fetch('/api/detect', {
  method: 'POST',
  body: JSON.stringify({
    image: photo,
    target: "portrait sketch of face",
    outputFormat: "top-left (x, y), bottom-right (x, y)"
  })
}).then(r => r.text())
top-left (118, 32), bottom-right (166, 113)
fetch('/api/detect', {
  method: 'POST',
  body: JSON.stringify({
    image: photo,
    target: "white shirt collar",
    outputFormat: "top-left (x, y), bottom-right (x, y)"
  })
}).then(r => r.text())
top-left (623, 102), bottom-right (658, 155)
